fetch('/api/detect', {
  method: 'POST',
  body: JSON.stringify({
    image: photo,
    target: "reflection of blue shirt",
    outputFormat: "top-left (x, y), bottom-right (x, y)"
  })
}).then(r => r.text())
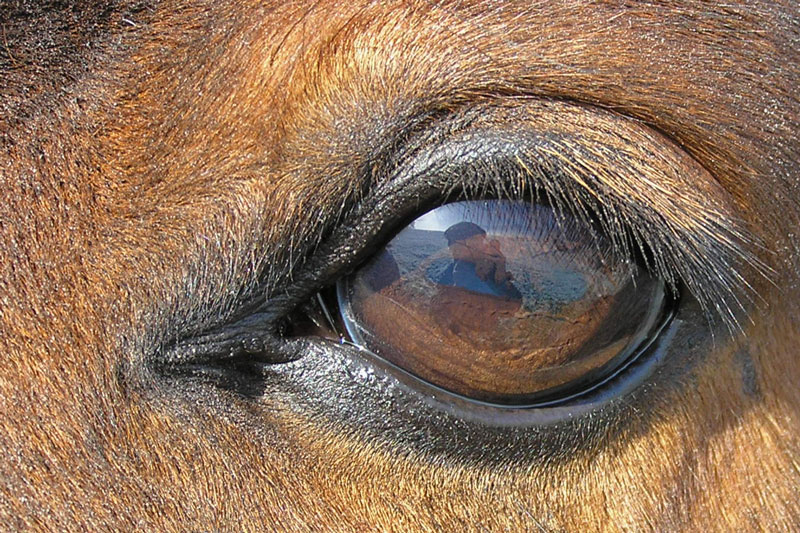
top-left (430, 259), bottom-right (522, 300)
top-left (427, 258), bottom-right (589, 310)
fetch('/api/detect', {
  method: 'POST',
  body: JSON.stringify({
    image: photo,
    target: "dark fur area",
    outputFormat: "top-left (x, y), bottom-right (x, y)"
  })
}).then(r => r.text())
top-left (0, 0), bottom-right (154, 121)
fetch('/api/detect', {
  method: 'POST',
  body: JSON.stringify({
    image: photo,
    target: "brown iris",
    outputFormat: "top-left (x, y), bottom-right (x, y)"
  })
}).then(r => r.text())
top-left (337, 200), bottom-right (666, 406)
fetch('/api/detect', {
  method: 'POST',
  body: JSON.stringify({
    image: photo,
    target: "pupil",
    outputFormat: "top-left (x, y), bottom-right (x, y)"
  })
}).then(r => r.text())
top-left (337, 200), bottom-right (665, 406)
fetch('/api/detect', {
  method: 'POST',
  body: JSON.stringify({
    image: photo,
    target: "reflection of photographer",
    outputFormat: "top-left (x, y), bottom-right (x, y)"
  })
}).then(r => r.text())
top-left (436, 222), bottom-right (522, 300)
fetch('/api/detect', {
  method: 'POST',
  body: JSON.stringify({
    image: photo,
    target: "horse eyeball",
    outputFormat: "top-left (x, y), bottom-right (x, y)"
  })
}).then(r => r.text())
top-left (337, 200), bottom-right (668, 406)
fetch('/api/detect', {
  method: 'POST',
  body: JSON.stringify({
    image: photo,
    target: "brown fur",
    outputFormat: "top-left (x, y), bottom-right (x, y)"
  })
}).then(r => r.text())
top-left (1, 0), bottom-right (799, 530)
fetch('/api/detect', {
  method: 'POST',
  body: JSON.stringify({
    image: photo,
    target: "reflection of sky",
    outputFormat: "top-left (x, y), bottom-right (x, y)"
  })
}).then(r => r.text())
top-left (411, 200), bottom-right (556, 236)
top-left (412, 204), bottom-right (466, 231)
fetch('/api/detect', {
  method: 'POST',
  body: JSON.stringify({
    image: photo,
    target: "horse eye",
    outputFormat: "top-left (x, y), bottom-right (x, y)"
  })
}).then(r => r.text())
top-left (336, 200), bottom-right (669, 407)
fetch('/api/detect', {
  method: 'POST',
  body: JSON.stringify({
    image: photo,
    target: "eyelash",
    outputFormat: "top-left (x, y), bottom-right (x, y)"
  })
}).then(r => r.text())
top-left (334, 151), bottom-right (754, 329)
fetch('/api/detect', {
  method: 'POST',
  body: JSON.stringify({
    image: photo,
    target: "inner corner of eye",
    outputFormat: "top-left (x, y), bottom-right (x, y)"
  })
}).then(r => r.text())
top-left (334, 199), bottom-right (670, 407)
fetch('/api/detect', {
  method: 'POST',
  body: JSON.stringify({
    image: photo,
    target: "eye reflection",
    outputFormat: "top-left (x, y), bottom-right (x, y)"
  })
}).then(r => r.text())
top-left (337, 200), bottom-right (667, 406)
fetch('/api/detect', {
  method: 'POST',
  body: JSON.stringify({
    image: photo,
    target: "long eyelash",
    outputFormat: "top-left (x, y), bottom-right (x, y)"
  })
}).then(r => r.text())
top-left (430, 146), bottom-right (768, 332)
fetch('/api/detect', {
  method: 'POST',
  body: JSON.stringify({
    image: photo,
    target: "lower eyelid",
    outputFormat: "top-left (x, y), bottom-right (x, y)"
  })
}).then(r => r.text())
top-left (264, 290), bottom-right (682, 434)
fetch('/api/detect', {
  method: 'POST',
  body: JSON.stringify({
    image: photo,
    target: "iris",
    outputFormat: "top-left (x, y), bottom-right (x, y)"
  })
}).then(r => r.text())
top-left (337, 200), bottom-right (667, 406)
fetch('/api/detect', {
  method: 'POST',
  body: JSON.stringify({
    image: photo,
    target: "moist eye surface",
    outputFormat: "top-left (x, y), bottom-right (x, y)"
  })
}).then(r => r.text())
top-left (337, 200), bottom-right (667, 406)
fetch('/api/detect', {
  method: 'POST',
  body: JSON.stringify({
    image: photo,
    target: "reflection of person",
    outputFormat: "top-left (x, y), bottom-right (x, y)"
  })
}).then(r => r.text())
top-left (435, 222), bottom-right (522, 300)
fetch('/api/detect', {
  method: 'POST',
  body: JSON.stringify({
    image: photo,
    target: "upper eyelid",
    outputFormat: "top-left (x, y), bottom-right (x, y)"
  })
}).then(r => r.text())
top-left (158, 97), bottom-right (764, 368)
top-left (311, 99), bottom-right (765, 325)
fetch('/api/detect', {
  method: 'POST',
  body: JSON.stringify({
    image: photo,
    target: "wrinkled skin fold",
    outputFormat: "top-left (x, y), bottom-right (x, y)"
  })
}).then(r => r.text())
top-left (1, 1), bottom-right (799, 531)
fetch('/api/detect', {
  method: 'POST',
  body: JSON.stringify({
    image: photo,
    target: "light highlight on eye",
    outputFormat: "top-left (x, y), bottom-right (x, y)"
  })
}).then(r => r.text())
top-left (337, 200), bottom-right (667, 406)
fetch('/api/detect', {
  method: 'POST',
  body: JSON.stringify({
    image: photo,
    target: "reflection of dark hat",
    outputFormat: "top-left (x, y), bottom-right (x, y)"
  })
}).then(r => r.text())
top-left (444, 221), bottom-right (486, 245)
